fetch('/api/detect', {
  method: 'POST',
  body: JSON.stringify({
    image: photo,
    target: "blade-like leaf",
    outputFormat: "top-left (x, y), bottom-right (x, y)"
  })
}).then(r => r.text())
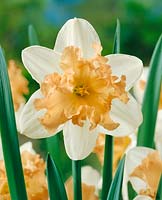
top-left (28, 24), bottom-right (40, 45)
top-left (107, 156), bottom-right (125, 200)
top-left (0, 48), bottom-right (27, 200)
top-left (112, 19), bottom-right (120, 54)
top-left (137, 35), bottom-right (162, 147)
top-left (101, 19), bottom-right (120, 200)
top-left (127, 181), bottom-right (137, 199)
top-left (46, 154), bottom-right (68, 200)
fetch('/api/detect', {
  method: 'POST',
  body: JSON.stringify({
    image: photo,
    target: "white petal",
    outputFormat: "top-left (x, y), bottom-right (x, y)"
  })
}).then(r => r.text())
top-left (133, 67), bottom-right (149, 103)
top-left (22, 46), bottom-right (61, 83)
top-left (54, 18), bottom-right (101, 58)
top-left (81, 166), bottom-right (100, 187)
top-left (63, 120), bottom-right (99, 160)
top-left (19, 90), bottom-right (62, 139)
top-left (0, 138), bottom-right (3, 160)
top-left (15, 103), bottom-right (25, 132)
top-left (125, 133), bottom-right (137, 154)
top-left (100, 93), bottom-right (142, 136)
top-left (133, 195), bottom-right (152, 200)
top-left (155, 110), bottom-right (162, 159)
top-left (106, 54), bottom-right (143, 91)
top-left (20, 142), bottom-right (36, 154)
top-left (125, 146), bottom-right (154, 175)
top-left (122, 147), bottom-right (155, 200)
top-left (82, 166), bottom-right (100, 196)
top-left (129, 177), bottom-right (147, 194)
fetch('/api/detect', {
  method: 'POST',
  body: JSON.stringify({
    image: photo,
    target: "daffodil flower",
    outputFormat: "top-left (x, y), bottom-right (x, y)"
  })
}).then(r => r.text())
top-left (122, 147), bottom-right (162, 200)
top-left (19, 18), bottom-right (143, 160)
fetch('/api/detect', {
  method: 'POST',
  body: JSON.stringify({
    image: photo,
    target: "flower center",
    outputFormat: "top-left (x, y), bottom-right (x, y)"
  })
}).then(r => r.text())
top-left (73, 84), bottom-right (89, 97)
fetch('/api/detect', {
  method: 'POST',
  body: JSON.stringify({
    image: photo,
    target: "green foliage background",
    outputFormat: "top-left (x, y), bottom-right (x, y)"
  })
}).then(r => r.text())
top-left (0, 0), bottom-right (162, 65)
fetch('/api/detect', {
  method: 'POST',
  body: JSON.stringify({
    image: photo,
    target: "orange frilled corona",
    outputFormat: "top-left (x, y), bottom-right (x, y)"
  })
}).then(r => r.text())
top-left (34, 45), bottom-right (129, 133)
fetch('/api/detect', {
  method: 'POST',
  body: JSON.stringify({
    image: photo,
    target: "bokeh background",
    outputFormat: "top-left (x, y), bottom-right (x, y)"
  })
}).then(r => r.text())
top-left (1, 0), bottom-right (162, 181)
top-left (1, 0), bottom-right (162, 64)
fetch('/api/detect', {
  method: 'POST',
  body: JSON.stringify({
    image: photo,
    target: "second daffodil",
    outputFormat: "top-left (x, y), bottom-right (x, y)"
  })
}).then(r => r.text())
top-left (19, 18), bottom-right (143, 160)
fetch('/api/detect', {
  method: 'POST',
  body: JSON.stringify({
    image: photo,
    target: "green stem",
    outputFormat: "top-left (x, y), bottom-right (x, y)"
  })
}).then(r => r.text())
top-left (72, 160), bottom-right (82, 200)
top-left (101, 135), bottom-right (113, 200)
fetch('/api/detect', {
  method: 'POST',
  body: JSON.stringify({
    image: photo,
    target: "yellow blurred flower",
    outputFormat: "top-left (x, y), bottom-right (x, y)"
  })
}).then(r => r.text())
top-left (8, 60), bottom-right (29, 111)
top-left (93, 133), bottom-right (131, 172)
top-left (0, 143), bottom-right (48, 200)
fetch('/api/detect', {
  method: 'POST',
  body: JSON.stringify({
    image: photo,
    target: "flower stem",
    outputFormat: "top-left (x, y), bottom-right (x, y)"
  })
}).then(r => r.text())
top-left (72, 160), bottom-right (82, 200)
top-left (101, 135), bottom-right (113, 200)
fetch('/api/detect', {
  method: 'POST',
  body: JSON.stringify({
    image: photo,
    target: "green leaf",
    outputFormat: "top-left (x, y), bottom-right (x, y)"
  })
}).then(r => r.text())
top-left (101, 19), bottom-right (120, 200)
top-left (127, 181), bottom-right (137, 199)
top-left (101, 135), bottom-right (113, 200)
top-left (137, 35), bottom-right (162, 147)
top-left (0, 47), bottom-right (27, 200)
top-left (28, 24), bottom-right (40, 45)
top-left (107, 156), bottom-right (125, 200)
top-left (112, 19), bottom-right (120, 54)
top-left (46, 154), bottom-right (68, 200)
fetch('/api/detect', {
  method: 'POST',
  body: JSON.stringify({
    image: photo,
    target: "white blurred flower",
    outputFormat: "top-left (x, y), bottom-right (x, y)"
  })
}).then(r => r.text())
top-left (133, 195), bottom-right (152, 200)
top-left (133, 67), bottom-right (162, 157)
top-left (65, 166), bottom-right (100, 199)
top-left (122, 147), bottom-right (162, 200)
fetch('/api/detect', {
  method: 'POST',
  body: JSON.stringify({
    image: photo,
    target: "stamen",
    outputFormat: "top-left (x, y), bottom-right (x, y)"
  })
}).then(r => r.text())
top-left (73, 84), bottom-right (89, 97)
